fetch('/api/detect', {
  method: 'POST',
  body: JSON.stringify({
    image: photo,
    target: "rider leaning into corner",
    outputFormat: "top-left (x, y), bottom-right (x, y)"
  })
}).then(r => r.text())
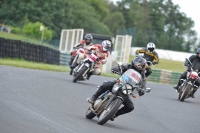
top-left (87, 56), bottom-right (150, 121)
top-left (69, 34), bottom-right (93, 67)
top-left (135, 42), bottom-right (159, 78)
top-left (173, 48), bottom-right (200, 98)
top-left (71, 40), bottom-right (112, 80)
top-left (69, 34), bottom-right (93, 75)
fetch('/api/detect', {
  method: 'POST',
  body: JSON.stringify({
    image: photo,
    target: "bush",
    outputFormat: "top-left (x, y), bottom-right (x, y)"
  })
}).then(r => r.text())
top-left (10, 26), bottom-right (22, 34)
top-left (22, 22), bottom-right (53, 40)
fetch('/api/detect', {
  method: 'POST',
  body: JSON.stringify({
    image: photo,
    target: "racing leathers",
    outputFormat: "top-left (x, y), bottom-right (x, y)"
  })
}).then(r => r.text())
top-left (135, 48), bottom-right (159, 77)
top-left (83, 44), bottom-right (109, 78)
top-left (69, 40), bottom-right (93, 66)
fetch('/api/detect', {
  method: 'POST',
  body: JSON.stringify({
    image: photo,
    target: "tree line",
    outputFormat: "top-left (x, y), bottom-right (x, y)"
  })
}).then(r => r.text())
top-left (0, 0), bottom-right (199, 52)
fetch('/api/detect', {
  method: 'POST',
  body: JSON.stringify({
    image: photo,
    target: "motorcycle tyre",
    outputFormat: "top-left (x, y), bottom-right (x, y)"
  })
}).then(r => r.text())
top-left (73, 65), bottom-right (88, 83)
top-left (85, 107), bottom-right (96, 119)
top-left (179, 84), bottom-right (192, 102)
top-left (97, 98), bottom-right (123, 125)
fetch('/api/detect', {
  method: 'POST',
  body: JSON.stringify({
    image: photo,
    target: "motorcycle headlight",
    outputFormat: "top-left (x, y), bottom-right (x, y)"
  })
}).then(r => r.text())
top-left (122, 84), bottom-right (133, 95)
top-left (112, 84), bottom-right (122, 93)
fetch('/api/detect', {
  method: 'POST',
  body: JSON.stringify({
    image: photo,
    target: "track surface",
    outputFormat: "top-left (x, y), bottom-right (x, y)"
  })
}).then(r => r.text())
top-left (0, 66), bottom-right (200, 133)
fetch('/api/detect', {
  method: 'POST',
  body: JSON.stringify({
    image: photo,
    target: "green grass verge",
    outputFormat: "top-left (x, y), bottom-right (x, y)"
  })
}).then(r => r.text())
top-left (0, 32), bottom-right (57, 50)
top-left (0, 58), bottom-right (69, 72)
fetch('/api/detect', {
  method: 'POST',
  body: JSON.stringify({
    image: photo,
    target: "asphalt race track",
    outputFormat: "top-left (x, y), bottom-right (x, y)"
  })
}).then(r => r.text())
top-left (0, 65), bottom-right (200, 133)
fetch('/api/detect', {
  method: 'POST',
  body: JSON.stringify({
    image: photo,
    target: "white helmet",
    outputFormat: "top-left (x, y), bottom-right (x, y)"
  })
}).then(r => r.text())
top-left (102, 40), bottom-right (111, 52)
top-left (147, 42), bottom-right (155, 52)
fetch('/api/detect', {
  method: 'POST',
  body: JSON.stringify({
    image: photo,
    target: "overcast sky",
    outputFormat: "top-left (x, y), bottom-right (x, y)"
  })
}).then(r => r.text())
top-left (110, 0), bottom-right (200, 38)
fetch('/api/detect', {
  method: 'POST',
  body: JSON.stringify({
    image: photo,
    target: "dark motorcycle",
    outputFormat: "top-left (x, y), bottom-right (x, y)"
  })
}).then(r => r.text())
top-left (178, 58), bottom-right (199, 101)
top-left (85, 63), bottom-right (151, 125)
top-left (72, 52), bottom-right (99, 83)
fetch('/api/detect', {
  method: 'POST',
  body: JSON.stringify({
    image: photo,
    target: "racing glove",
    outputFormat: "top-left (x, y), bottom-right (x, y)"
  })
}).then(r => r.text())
top-left (138, 90), bottom-right (145, 96)
top-left (111, 67), bottom-right (120, 75)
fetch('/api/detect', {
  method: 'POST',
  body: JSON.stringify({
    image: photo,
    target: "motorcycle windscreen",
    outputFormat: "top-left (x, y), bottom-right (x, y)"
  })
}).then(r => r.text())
top-left (118, 69), bottom-right (142, 86)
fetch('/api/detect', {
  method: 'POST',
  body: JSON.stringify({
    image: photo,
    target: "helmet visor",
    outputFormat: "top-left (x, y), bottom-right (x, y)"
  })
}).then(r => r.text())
top-left (148, 48), bottom-right (154, 52)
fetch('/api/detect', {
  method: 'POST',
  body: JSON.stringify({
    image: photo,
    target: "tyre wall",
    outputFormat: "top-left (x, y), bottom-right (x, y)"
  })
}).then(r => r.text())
top-left (0, 37), bottom-right (60, 65)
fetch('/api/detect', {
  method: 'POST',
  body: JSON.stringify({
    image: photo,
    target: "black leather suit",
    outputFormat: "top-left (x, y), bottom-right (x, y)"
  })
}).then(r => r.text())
top-left (91, 64), bottom-right (146, 118)
top-left (176, 55), bottom-right (200, 88)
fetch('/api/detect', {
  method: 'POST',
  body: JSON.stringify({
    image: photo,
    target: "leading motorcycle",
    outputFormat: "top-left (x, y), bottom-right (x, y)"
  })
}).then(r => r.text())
top-left (72, 51), bottom-right (99, 83)
top-left (85, 63), bottom-right (151, 125)
top-left (178, 58), bottom-right (200, 101)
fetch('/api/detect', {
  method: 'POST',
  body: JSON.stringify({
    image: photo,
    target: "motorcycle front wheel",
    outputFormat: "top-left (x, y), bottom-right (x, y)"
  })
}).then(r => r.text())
top-left (73, 65), bottom-right (88, 83)
top-left (97, 98), bottom-right (123, 125)
top-left (179, 84), bottom-right (192, 102)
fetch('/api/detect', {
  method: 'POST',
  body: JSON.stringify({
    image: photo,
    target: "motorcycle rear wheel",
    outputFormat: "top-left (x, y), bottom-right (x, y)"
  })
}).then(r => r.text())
top-left (97, 98), bottom-right (123, 125)
top-left (179, 84), bottom-right (192, 102)
top-left (85, 107), bottom-right (96, 119)
top-left (73, 65), bottom-right (88, 83)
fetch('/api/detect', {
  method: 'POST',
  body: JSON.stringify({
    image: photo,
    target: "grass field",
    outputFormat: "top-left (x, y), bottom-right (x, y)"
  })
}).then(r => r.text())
top-left (129, 56), bottom-right (186, 72)
top-left (0, 58), bottom-right (69, 72)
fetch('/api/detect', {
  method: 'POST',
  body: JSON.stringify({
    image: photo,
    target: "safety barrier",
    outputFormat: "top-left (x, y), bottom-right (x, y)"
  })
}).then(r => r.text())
top-left (59, 52), bottom-right (71, 66)
top-left (0, 37), bottom-right (60, 65)
top-left (147, 68), bottom-right (181, 85)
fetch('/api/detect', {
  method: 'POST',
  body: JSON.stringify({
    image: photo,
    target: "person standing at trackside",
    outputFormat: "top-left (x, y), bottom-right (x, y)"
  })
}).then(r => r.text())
top-left (69, 34), bottom-right (93, 66)
top-left (135, 42), bottom-right (159, 78)
top-left (173, 48), bottom-right (200, 98)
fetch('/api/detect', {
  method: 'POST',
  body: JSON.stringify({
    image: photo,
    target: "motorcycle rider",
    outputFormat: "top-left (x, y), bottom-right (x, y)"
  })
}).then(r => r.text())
top-left (135, 42), bottom-right (159, 77)
top-left (69, 34), bottom-right (93, 66)
top-left (71, 40), bottom-right (111, 80)
top-left (87, 56), bottom-right (149, 120)
top-left (174, 48), bottom-right (200, 98)
top-left (86, 40), bottom-right (111, 79)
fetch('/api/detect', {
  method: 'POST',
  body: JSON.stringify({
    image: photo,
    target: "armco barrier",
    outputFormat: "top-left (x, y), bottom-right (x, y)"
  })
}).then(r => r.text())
top-left (59, 52), bottom-right (71, 66)
top-left (147, 68), bottom-right (182, 85)
top-left (0, 37), bottom-right (60, 65)
top-left (148, 69), bottom-right (161, 83)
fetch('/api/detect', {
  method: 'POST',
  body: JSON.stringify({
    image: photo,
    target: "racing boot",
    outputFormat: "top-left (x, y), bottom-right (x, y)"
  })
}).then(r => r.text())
top-left (190, 89), bottom-right (197, 98)
top-left (70, 62), bottom-right (78, 69)
top-left (87, 90), bottom-right (102, 104)
top-left (110, 111), bottom-right (120, 121)
top-left (87, 72), bottom-right (93, 80)
top-left (110, 115), bottom-right (116, 121)
top-left (69, 68), bottom-right (73, 75)
top-left (174, 85), bottom-right (181, 93)
top-left (68, 56), bottom-right (75, 65)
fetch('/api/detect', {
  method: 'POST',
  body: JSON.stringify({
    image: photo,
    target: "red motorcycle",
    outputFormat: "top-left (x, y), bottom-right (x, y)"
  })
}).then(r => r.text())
top-left (178, 58), bottom-right (200, 101)
top-left (72, 51), bottom-right (99, 83)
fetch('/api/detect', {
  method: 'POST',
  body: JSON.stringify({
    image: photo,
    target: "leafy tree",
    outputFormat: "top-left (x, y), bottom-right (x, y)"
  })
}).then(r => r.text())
top-left (23, 22), bottom-right (53, 40)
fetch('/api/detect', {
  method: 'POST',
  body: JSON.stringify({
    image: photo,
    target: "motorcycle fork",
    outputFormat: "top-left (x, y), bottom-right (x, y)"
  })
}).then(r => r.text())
top-left (72, 54), bottom-right (79, 66)
top-left (104, 93), bottom-right (124, 110)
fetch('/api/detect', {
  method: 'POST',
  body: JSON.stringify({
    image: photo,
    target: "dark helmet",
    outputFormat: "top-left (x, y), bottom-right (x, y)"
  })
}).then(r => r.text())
top-left (197, 48), bottom-right (200, 54)
top-left (84, 34), bottom-right (93, 45)
top-left (196, 48), bottom-right (200, 58)
top-left (101, 40), bottom-right (111, 52)
top-left (132, 56), bottom-right (147, 71)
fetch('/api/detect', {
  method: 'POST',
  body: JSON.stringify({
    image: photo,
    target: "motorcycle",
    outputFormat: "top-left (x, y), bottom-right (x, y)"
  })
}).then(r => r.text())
top-left (178, 58), bottom-right (200, 102)
top-left (85, 63), bottom-right (151, 125)
top-left (72, 51), bottom-right (99, 83)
